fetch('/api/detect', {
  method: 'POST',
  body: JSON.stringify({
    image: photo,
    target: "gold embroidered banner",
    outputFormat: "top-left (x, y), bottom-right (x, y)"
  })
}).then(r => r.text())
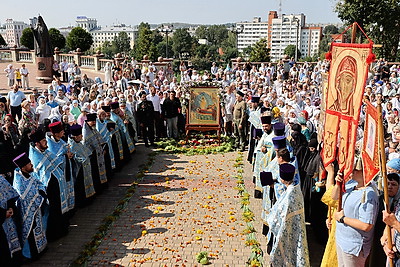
top-left (321, 42), bottom-right (373, 182)
top-left (362, 101), bottom-right (380, 185)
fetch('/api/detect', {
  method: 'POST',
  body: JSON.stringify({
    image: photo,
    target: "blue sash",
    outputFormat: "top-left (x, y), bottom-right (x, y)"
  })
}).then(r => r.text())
top-left (0, 175), bottom-right (21, 257)
top-left (68, 138), bottom-right (96, 198)
top-left (83, 123), bottom-right (107, 184)
top-left (96, 119), bottom-right (116, 169)
top-left (13, 170), bottom-right (47, 258)
top-left (111, 112), bottom-right (135, 153)
top-left (29, 144), bottom-right (69, 214)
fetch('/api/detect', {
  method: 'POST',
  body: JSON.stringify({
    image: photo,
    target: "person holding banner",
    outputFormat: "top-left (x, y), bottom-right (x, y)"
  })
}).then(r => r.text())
top-left (332, 156), bottom-right (379, 266)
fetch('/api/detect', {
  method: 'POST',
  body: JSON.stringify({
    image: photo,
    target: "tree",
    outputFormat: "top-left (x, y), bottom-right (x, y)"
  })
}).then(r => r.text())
top-left (207, 25), bottom-right (228, 46)
top-left (20, 28), bottom-right (34, 49)
top-left (48, 28), bottom-right (65, 50)
top-left (335, 0), bottom-right (400, 60)
top-left (323, 25), bottom-right (339, 35)
top-left (66, 27), bottom-right (93, 52)
top-left (132, 22), bottom-right (155, 61)
top-left (113, 31), bottom-right (131, 54)
top-left (100, 41), bottom-right (115, 59)
top-left (171, 28), bottom-right (193, 59)
top-left (0, 34), bottom-right (6, 46)
top-left (249, 38), bottom-right (270, 62)
top-left (195, 25), bottom-right (208, 39)
top-left (284, 44), bottom-right (301, 59)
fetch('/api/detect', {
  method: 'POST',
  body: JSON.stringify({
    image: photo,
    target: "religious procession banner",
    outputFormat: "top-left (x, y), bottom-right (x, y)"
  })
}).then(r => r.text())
top-left (362, 101), bottom-right (380, 185)
top-left (321, 42), bottom-right (373, 182)
top-left (188, 87), bottom-right (220, 126)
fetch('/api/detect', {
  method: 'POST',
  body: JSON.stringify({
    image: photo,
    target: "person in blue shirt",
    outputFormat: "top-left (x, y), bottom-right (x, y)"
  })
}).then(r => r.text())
top-left (332, 156), bottom-right (379, 266)
top-left (6, 85), bottom-right (26, 121)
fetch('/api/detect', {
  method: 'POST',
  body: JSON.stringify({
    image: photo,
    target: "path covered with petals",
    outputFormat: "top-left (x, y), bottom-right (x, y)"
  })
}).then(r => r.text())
top-left (89, 152), bottom-right (267, 266)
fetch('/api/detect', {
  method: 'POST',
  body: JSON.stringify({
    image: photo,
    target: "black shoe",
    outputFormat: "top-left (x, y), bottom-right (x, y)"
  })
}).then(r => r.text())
top-left (145, 143), bottom-right (150, 147)
top-left (254, 190), bottom-right (263, 199)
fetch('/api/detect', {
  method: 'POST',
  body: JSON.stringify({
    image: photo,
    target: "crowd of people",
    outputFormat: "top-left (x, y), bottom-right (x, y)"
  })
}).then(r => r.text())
top-left (0, 58), bottom-right (187, 265)
top-left (241, 57), bottom-right (400, 266)
top-left (3, 55), bottom-right (400, 266)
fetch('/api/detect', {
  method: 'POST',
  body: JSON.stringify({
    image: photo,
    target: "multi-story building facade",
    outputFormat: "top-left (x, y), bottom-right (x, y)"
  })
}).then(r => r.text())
top-left (236, 17), bottom-right (269, 52)
top-left (236, 11), bottom-right (323, 61)
top-left (3, 19), bottom-right (29, 47)
top-left (90, 24), bottom-right (138, 49)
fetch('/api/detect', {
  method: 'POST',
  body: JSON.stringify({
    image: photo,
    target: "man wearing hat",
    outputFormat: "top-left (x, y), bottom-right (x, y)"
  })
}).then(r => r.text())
top-left (12, 153), bottom-right (47, 260)
top-left (233, 90), bottom-right (247, 151)
top-left (28, 129), bottom-right (69, 241)
top-left (253, 115), bottom-right (273, 198)
top-left (137, 91), bottom-right (156, 147)
top-left (47, 121), bottom-right (76, 213)
top-left (96, 108), bottom-right (117, 171)
top-left (100, 105), bottom-right (123, 167)
top-left (120, 98), bottom-right (138, 143)
top-left (266, 163), bottom-right (310, 266)
top-left (83, 113), bottom-right (108, 192)
top-left (110, 101), bottom-right (135, 156)
top-left (68, 124), bottom-right (96, 207)
top-left (247, 96), bottom-right (262, 163)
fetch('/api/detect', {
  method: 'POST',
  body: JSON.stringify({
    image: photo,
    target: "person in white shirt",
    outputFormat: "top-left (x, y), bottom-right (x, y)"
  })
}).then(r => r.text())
top-left (147, 86), bottom-right (162, 139)
top-left (223, 85), bottom-right (236, 136)
top-left (61, 59), bottom-right (69, 82)
top-left (20, 64), bottom-right (30, 89)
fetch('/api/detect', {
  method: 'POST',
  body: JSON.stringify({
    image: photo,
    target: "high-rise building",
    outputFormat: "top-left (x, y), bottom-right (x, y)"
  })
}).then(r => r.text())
top-left (4, 19), bottom-right (29, 47)
top-left (236, 17), bottom-right (269, 52)
top-left (268, 11), bottom-right (322, 61)
top-left (236, 11), bottom-right (323, 61)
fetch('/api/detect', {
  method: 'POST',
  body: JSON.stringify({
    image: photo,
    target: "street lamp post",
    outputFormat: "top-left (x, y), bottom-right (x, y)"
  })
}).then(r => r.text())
top-left (160, 24), bottom-right (173, 58)
top-left (293, 18), bottom-right (300, 61)
top-left (231, 24), bottom-right (244, 52)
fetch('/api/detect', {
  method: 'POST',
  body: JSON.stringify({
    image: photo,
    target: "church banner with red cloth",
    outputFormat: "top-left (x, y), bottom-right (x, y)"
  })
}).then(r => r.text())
top-left (362, 101), bottom-right (380, 185)
top-left (321, 42), bottom-right (373, 182)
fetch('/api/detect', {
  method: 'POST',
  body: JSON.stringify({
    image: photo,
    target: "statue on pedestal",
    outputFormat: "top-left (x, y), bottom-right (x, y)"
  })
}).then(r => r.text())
top-left (32, 16), bottom-right (53, 57)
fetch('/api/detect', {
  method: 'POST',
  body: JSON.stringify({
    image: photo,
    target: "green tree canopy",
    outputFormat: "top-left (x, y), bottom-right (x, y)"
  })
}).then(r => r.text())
top-left (323, 25), bottom-right (339, 35)
top-left (335, 0), bottom-right (400, 60)
top-left (20, 28), bottom-right (34, 49)
top-left (113, 31), bottom-right (131, 54)
top-left (66, 27), bottom-right (93, 52)
top-left (0, 34), bottom-right (6, 46)
top-left (249, 38), bottom-right (270, 62)
top-left (100, 41), bottom-right (115, 59)
top-left (171, 28), bottom-right (193, 59)
top-left (48, 28), bottom-right (65, 50)
top-left (284, 44), bottom-right (301, 59)
top-left (206, 25), bottom-right (229, 46)
top-left (132, 22), bottom-right (156, 61)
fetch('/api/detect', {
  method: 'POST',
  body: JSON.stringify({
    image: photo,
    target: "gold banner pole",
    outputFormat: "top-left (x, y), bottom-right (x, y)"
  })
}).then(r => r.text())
top-left (378, 100), bottom-right (394, 267)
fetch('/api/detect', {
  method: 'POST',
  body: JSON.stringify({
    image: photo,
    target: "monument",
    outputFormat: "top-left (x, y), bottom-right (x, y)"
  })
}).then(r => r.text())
top-left (32, 15), bottom-right (53, 83)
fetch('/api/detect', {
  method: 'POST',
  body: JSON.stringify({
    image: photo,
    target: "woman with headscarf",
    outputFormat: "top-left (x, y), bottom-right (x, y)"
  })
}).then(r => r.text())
top-left (36, 96), bottom-right (52, 125)
top-left (49, 107), bottom-right (62, 123)
top-left (70, 100), bottom-right (81, 120)
top-left (4, 64), bottom-right (15, 87)
top-left (104, 62), bottom-right (113, 85)
top-left (0, 98), bottom-right (8, 125)
top-left (62, 105), bottom-right (75, 125)
top-left (369, 170), bottom-right (400, 266)
top-left (18, 100), bottom-right (37, 135)
top-left (290, 123), bottom-right (308, 166)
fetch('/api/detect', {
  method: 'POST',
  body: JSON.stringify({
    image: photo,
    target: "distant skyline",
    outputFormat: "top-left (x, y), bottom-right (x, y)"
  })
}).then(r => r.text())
top-left (1, 0), bottom-right (341, 28)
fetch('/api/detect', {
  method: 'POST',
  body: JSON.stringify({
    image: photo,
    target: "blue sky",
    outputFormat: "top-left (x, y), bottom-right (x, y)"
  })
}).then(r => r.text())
top-left (2, 0), bottom-right (340, 28)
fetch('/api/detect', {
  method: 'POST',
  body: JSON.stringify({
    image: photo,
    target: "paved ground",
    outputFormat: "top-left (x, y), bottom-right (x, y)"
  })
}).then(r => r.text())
top-left (28, 144), bottom-right (152, 267)
top-left (0, 62), bottom-right (103, 95)
top-left (88, 152), bottom-right (260, 267)
top-left (26, 147), bottom-right (325, 266)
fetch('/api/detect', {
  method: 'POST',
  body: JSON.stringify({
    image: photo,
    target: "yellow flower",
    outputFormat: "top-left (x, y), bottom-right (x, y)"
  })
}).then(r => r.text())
top-left (141, 230), bottom-right (147, 236)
